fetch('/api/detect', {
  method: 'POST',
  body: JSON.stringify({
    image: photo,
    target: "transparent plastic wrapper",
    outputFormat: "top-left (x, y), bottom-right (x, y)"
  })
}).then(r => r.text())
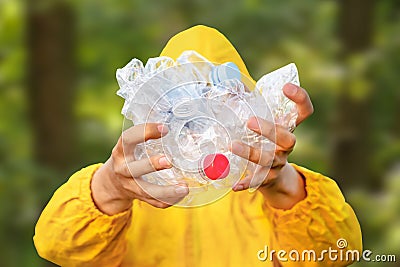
top-left (256, 63), bottom-right (299, 132)
top-left (116, 51), bottom-right (299, 206)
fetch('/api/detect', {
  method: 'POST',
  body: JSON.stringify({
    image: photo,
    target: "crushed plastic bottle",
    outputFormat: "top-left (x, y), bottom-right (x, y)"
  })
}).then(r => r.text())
top-left (131, 78), bottom-right (258, 192)
top-left (116, 51), bottom-right (299, 206)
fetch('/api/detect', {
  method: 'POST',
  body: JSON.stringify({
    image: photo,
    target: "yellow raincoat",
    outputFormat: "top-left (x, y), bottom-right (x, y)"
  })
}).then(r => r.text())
top-left (34, 25), bottom-right (362, 267)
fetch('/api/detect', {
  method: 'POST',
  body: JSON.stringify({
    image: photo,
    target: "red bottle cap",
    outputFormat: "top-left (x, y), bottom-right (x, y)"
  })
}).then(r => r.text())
top-left (202, 153), bottom-right (230, 180)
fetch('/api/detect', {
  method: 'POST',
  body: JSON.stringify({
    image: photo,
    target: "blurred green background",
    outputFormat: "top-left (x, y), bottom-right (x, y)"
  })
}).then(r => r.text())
top-left (0, 0), bottom-right (399, 266)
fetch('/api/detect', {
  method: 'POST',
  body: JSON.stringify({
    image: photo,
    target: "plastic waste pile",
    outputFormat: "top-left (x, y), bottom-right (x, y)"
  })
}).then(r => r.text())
top-left (116, 51), bottom-right (299, 205)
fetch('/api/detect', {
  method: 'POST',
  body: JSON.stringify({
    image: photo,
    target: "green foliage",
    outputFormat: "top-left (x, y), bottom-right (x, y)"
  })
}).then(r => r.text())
top-left (349, 167), bottom-right (400, 267)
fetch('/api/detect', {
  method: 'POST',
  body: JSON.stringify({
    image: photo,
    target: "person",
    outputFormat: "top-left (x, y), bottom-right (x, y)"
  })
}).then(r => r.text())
top-left (34, 25), bottom-right (362, 267)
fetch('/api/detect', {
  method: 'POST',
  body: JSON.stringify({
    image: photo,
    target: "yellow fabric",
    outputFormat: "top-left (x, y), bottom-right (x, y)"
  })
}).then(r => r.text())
top-left (34, 25), bottom-right (362, 266)
top-left (34, 164), bottom-right (362, 266)
top-left (160, 25), bottom-right (256, 88)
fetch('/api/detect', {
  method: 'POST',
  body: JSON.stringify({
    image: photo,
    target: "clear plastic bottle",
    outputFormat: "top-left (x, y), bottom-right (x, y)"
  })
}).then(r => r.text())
top-left (133, 80), bottom-right (255, 191)
top-left (117, 51), bottom-right (299, 206)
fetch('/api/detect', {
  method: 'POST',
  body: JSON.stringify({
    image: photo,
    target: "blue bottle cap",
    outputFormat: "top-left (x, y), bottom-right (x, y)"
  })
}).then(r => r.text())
top-left (217, 62), bottom-right (241, 82)
top-left (209, 62), bottom-right (241, 85)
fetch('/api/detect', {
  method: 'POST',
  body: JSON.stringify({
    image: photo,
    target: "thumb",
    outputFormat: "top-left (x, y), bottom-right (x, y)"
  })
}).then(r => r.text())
top-left (283, 83), bottom-right (314, 125)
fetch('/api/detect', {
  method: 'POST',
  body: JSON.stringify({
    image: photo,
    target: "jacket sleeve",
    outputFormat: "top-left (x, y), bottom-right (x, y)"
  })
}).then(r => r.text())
top-left (263, 164), bottom-right (363, 267)
top-left (33, 164), bottom-right (132, 267)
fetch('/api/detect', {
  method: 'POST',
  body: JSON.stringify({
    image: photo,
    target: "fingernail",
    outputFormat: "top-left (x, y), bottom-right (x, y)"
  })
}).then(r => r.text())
top-left (235, 184), bottom-right (244, 191)
top-left (157, 124), bottom-right (169, 135)
top-left (175, 186), bottom-right (188, 195)
top-left (231, 141), bottom-right (244, 154)
top-left (158, 156), bottom-right (171, 167)
top-left (284, 83), bottom-right (297, 96)
top-left (247, 117), bottom-right (259, 130)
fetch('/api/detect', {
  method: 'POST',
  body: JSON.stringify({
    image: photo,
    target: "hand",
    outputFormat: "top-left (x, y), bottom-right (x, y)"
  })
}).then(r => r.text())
top-left (91, 123), bottom-right (189, 215)
top-left (230, 83), bottom-right (314, 209)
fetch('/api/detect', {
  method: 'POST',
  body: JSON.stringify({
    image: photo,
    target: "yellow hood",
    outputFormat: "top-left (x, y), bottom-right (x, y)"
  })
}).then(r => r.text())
top-left (160, 25), bottom-right (254, 85)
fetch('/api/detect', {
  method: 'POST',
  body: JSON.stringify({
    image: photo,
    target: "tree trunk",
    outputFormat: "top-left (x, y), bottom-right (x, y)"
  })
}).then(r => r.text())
top-left (332, 0), bottom-right (375, 189)
top-left (27, 0), bottom-right (77, 173)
